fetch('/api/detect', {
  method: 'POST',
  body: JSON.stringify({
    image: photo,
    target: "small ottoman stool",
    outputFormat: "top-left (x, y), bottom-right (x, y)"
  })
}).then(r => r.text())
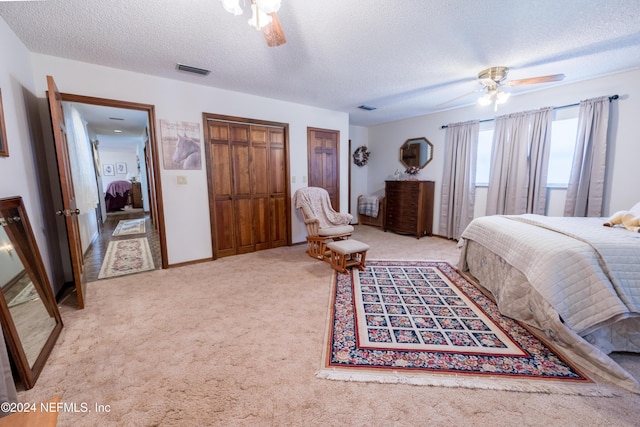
top-left (326, 239), bottom-right (370, 273)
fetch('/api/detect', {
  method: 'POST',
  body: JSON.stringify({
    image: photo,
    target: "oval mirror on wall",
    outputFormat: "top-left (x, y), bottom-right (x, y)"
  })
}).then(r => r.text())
top-left (399, 137), bottom-right (433, 170)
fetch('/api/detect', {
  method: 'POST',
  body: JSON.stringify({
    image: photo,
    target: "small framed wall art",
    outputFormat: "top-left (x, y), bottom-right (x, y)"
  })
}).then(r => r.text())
top-left (103, 164), bottom-right (115, 176)
top-left (116, 162), bottom-right (127, 174)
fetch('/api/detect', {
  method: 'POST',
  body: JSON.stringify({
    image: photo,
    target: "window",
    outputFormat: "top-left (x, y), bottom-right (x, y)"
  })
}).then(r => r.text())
top-left (547, 117), bottom-right (578, 186)
top-left (475, 126), bottom-right (494, 186)
top-left (474, 109), bottom-right (579, 187)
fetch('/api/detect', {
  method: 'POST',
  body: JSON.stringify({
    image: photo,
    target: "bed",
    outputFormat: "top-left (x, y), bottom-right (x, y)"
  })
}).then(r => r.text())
top-left (458, 213), bottom-right (640, 392)
top-left (105, 180), bottom-right (132, 212)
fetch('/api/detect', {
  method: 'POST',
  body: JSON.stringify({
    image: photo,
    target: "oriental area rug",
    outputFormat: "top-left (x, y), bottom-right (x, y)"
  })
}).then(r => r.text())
top-left (98, 238), bottom-right (154, 279)
top-left (317, 260), bottom-right (603, 395)
top-left (112, 218), bottom-right (146, 236)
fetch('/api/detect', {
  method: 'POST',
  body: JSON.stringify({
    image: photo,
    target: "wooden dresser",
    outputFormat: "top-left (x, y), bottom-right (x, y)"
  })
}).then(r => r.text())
top-left (131, 181), bottom-right (143, 208)
top-left (384, 180), bottom-right (434, 238)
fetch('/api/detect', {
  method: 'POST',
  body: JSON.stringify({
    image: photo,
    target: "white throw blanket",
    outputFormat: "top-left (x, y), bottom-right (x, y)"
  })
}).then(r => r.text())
top-left (461, 214), bottom-right (640, 336)
top-left (293, 187), bottom-right (352, 228)
top-left (358, 195), bottom-right (380, 218)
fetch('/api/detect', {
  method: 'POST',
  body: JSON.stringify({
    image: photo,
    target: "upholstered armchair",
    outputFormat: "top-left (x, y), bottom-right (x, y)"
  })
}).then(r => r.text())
top-left (293, 187), bottom-right (354, 260)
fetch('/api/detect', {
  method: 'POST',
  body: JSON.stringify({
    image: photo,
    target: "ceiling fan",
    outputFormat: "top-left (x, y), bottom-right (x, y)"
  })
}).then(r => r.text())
top-left (220, 0), bottom-right (286, 47)
top-left (439, 66), bottom-right (565, 111)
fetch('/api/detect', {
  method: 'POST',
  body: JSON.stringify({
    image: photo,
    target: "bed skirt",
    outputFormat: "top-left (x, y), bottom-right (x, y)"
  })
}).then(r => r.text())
top-left (459, 239), bottom-right (640, 393)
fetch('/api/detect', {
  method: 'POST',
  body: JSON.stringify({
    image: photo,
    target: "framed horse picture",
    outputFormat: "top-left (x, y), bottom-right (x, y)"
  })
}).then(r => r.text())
top-left (159, 119), bottom-right (201, 170)
top-left (0, 89), bottom-right (8, 157)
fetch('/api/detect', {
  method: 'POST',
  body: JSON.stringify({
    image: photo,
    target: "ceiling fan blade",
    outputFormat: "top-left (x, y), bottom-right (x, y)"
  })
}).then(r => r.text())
top-left (262, 12), bottom-right (286, 47)
top-left (505, 73), bottom-right (565, 86)
top-left (436, 88), bottom-right (484, 108)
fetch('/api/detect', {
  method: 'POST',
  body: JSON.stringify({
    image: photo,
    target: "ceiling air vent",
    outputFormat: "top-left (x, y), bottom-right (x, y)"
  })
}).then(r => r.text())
top-left (358, 104), bottom-right (377, 111)
top-left (176, 63), bottom-right (211, 76)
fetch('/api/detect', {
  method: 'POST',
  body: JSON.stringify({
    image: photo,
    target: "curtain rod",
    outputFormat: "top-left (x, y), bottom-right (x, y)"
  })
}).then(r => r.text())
top-left (440, 94), bottom-right (619, 129)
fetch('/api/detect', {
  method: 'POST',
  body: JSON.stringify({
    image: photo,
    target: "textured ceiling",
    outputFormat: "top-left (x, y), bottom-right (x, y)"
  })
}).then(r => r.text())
top-left (2, 0), bottom-right (640, 127)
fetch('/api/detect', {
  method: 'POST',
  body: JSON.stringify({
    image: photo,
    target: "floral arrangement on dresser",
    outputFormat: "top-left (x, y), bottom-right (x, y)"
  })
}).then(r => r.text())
top-left (405, 166), bottom-right (420, 175)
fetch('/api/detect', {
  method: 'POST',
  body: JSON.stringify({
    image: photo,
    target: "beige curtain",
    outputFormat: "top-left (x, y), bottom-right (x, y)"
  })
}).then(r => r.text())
top-left (564, 96), bottom-right (610, 217)
top-left (486, 107), bottom-right (552, 215)
top-left (65, 104), bottom-right (100, 214)
top-left (439, 120), bottom-right (479, 239)
top-left (527, 107), bottom-right (553, 214)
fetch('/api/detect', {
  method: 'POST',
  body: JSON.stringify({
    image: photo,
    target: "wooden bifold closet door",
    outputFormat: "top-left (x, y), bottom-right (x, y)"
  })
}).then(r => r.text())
top-left (205, 118), bottom-right (288, 258)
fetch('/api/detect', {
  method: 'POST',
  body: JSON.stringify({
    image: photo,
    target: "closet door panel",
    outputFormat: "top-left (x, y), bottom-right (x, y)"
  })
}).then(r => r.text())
top-left (270, 196), bottom-right (287, 247)
top-left (214, 199), bottom-right (236, 257)
top-left (253, 198), bottom-right (271, 251)
top-left (269, 134), bottom-right (285, 195)
top-left (232, 144), bottom-right (251, 196)
top-left (235, 199), bottom-right (254, 254)
top-left (211, 143), bottom-right (231, 196)
top-left (209, 126), bottom-right (236, 258)
top-left (252, 144), bottom-right (269, 195)
top-left (251, 137), bottom-right (271, 250)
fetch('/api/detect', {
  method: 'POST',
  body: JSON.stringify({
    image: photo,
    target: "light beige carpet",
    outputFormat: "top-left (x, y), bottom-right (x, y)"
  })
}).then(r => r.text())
top-left (18, 225), bottom-right (640, 426)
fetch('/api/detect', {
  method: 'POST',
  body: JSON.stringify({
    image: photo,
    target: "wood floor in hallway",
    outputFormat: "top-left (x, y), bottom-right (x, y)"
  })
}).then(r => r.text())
top-left (83, 208), bottom-right (162, 282)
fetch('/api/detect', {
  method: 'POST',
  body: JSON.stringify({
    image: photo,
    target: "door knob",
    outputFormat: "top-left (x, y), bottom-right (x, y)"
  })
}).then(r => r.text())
top-left (55, 209), bottom-right (80, 216)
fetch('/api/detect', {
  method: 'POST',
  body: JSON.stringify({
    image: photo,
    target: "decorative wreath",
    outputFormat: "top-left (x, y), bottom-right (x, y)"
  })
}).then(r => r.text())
top-left (353, 145), bottom-right (371, 167)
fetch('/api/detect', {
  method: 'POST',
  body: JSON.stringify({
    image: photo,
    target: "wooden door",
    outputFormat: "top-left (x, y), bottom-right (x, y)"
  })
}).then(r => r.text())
top-left (230, 124), bottom-right (254, 254)
top-left (208, 121), bottom-right (236, 258)
top-left (46, 75), bottom-right (87, 309)
top-left (250, 126), bottom-right (272, 251)
top-left (205, 116), bottom-right (290, 258)
top-left (268, 127), bottom-right (287, 247)
top-left (307, 128), bottom-right (340, 210)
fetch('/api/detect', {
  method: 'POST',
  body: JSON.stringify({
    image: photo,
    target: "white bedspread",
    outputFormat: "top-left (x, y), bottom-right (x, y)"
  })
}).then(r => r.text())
top-left (461, 214), bottom-right (640, 335)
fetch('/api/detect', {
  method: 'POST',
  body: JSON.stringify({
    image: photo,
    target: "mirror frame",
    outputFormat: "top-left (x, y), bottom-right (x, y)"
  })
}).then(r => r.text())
top-left (0, 196), bottom-right (62, 389)
top-left (0, 88), bottom-right (8, 157)
top-left (399, 137), bottom-right (433, 170)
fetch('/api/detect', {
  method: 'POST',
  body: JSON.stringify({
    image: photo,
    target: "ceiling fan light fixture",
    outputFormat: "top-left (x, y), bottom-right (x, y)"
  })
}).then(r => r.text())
top-left (255, 0), bottom-right (281, 14)
top-left (248, 3), bottom-right (272, 30)
top-left (478, 93), bottom-right (492, 106)
top-left (496, 90), bottom-right (510, 104)
top-left (220, 0), bottom-right (242, 15)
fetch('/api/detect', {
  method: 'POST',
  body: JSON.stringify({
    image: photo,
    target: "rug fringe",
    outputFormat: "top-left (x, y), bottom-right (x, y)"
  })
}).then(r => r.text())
top-left (314, 368), bottom-right (615, 397)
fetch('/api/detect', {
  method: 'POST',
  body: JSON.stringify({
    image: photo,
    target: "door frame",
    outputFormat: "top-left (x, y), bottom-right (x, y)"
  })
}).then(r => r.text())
top-left (202, 113), bottom-right (292, 259)
top-left (59, 92), bottom-right (168, 269)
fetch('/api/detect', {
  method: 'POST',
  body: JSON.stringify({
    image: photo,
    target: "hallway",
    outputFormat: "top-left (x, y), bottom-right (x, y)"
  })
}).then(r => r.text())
top-left (83, 208), bottom-right (162, 282)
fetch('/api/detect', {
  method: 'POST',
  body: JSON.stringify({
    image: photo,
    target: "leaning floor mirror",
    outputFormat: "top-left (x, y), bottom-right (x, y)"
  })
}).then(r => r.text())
top-left (0, 196), bottom-right (62, 389)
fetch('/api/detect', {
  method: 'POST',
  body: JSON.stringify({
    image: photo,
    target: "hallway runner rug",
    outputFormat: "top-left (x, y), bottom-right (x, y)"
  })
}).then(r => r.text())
top-left (112, 218), bottom-right (146, 236)
top-left (8, 282), bottom-right (39, 307)
top-left (98, 238), bottom-right (154, 279)
top-left (317, 260), bottom-right (605, 395)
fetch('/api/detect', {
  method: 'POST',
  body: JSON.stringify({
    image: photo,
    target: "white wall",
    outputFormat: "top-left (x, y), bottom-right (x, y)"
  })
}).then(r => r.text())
top-left (0, 18), bottom-right (55, 279)
top-left (348, 125), bottom-right (369, 222)
top-left (28, 53), bottom-right (349, 265)
top-left (364, 68), bottom-right (640, 234)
